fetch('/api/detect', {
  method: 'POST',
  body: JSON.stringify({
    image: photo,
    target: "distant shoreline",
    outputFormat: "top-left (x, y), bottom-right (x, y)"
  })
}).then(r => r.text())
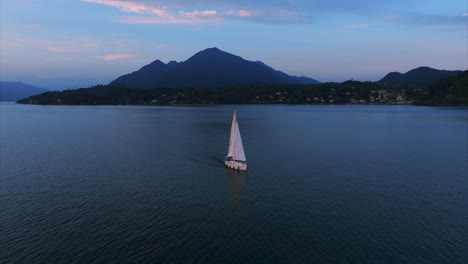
top-left (17, 82), bottom-right (468, 107)
top-left (14, 101), bottom-right (468, 107)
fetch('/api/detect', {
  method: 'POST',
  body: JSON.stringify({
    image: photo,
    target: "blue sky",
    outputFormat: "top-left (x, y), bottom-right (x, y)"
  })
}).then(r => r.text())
top-left (1, 0), bottom-right (467, 89)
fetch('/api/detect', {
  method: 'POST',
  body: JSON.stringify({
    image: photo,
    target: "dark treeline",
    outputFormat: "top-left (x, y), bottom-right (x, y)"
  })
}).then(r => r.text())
top-left (424, 71), bottom-right (468, 106)
top-left (18, 71), bottom-right (468, 106)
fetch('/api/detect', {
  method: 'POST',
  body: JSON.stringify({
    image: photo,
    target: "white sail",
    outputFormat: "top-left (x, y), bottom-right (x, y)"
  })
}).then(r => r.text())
top-left (227, 111), bottom-right (246, 161)
top-left (227, 111), bottom-right (237, 158)
top-left (233, 120), bottom-right (246, 161)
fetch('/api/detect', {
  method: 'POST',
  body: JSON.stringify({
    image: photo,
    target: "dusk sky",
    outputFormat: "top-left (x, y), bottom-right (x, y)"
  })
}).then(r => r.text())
top-left (1, 0), bottom-right (467, 89)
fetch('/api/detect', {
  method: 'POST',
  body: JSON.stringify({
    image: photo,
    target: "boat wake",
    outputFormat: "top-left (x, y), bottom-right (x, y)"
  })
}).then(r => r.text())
top-left (185, 155), bottom-right (224, 168)
top-left (168, 147), bottom-right (224, 168)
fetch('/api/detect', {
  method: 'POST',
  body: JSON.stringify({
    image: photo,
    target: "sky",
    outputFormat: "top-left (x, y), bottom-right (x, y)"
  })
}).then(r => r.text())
top-left (1, 0), bottom-right (467, 89)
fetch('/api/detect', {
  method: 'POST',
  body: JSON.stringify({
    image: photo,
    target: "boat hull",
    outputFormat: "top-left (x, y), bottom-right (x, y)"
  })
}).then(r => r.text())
top-left (224, 160), bottom-right (247, 171)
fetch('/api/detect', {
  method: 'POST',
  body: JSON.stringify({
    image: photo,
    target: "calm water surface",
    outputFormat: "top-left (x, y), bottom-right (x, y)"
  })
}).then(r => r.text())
top-left (1, 103), bottom-right (467, 263)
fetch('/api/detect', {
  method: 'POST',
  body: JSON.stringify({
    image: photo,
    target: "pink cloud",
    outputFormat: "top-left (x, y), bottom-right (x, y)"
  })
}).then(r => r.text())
top-left (119, 17), bottom-right (195, 24)
top-left (464, 13), bottom-right (468, 17)
top-left (179, 10), bottom-right (221, 20)
top-left (119, 9), bottom-right (225, 25)
top-left (81, 0), bottom-right (169, 16)
top-left (225, 9), bottom-right (257, 18)
top-left (345, 24), bottom-right (372, 28)
top-left (47, 47), bottom-right (64, 52)
top-left (81, 0), bottom-right (262, 25)
top-left (238, 10), bottom-right (253, 17)
top-left (101, 54), bottom-right (139, 60)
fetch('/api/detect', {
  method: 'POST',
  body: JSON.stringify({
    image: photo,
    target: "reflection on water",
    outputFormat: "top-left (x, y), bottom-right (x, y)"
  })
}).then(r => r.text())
top-left (225, 169), bottom-right (247, 225)
top-left (226, 169), bottom-right (247, 204)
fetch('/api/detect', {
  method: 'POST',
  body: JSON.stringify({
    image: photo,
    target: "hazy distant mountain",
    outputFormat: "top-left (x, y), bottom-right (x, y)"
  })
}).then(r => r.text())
top-left (0, 81), bottom-right (48, 101)
top-left (111, 47), bottom-right (319, 89)
top-left (380, 67), bottom-right (462, 86)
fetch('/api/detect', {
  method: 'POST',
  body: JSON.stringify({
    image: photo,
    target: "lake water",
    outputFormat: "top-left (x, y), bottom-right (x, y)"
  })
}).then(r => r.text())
top-left (1, 103), bottom-right (467, 263)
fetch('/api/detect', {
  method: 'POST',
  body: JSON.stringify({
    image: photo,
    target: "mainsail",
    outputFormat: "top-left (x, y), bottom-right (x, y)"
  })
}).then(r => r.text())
top-left (227, 111), bottom-right (246, 161)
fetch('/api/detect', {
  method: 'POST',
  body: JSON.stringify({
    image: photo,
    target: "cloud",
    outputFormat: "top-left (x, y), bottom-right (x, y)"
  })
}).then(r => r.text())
top-left (80, 0), bottom-right (286, 24)
top-left (238, 10), bottom-right (253, 17)
top-left (345, 24), bottom-right (372, 29)
top-left (365, 12), bottom-right (466, 30)
top-left (46, 41), bottom-right (99, 53)
top-left (118, 9), bottom-right (261, 24)
top-left (80, 0), bottom-right (467, 27)
top-left (120, 0), bottom-right (402, 15)
top-left (119, 17), bottom-right (198, 24)
top-left (82, 0), bottom-right (222, 23)
top-left (24, 23), bottom-right (41, 29)
top-left (400, 13), bottom-right (466, 28)
top-left (48, 47), bottom-right (76, 52)
top-left (101, 54), bottom-right (140, 60)
top-left (178, 10), bottom-right (221, 20)
top-left (81, 0), bottom-right (169, 16)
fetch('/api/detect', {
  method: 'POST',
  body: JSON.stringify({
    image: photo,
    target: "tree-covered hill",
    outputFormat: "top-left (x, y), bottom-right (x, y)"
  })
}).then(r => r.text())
top-left (17, 71), bottom-right (468, 106)
top-left (380, 67), bottom-right (461, 86)
top-left (17, 81), bottom-right (413, 105)
top-left (421, 71), bottom-right (468, 106)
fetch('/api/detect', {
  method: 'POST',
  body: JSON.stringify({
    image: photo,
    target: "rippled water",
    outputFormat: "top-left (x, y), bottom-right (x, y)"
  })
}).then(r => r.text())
top-left (1, 103), bottom-right (467, 263)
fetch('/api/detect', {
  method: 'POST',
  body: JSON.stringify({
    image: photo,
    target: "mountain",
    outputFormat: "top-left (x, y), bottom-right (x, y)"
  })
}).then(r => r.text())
top-left (0, 81), bottom-right (48, 101)
top-left (110, 60), bottom-right (176, 90)
top-left (380, 67), bottom-right (462, 86)
top-left (254, 61), bottom-right (319, 84)
top-left (111, 47), bottom-right (319, 89)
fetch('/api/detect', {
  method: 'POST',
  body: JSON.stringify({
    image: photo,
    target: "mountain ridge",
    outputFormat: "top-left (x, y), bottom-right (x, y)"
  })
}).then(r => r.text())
top-left (379, 66), bottom-right (462, 86)
top-left (0, 81), bottom-right (48, 101)
top-left (110, 47), bottom-right (319, 89)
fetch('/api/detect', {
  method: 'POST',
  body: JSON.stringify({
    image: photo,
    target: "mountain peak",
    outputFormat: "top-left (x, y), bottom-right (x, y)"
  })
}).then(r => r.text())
top-left (203, 47), bottom-right (221, 52)
top-left (194, 47), bottom-right (231, 56)
top-left (148, 59), bottom-right (165, 66)
top-left (413, 66), bottom-right (434, 70)
top-left (167, 60), bottom-right (179, 68)
top-left (183, 47), bottom-right (243, 67)
top-left (137, 59), bottom-right (167, 73)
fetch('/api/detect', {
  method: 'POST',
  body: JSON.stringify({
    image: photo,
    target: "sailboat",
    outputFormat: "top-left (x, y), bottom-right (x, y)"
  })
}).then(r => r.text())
top-left (225, 111), bottom-right (247, 171)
